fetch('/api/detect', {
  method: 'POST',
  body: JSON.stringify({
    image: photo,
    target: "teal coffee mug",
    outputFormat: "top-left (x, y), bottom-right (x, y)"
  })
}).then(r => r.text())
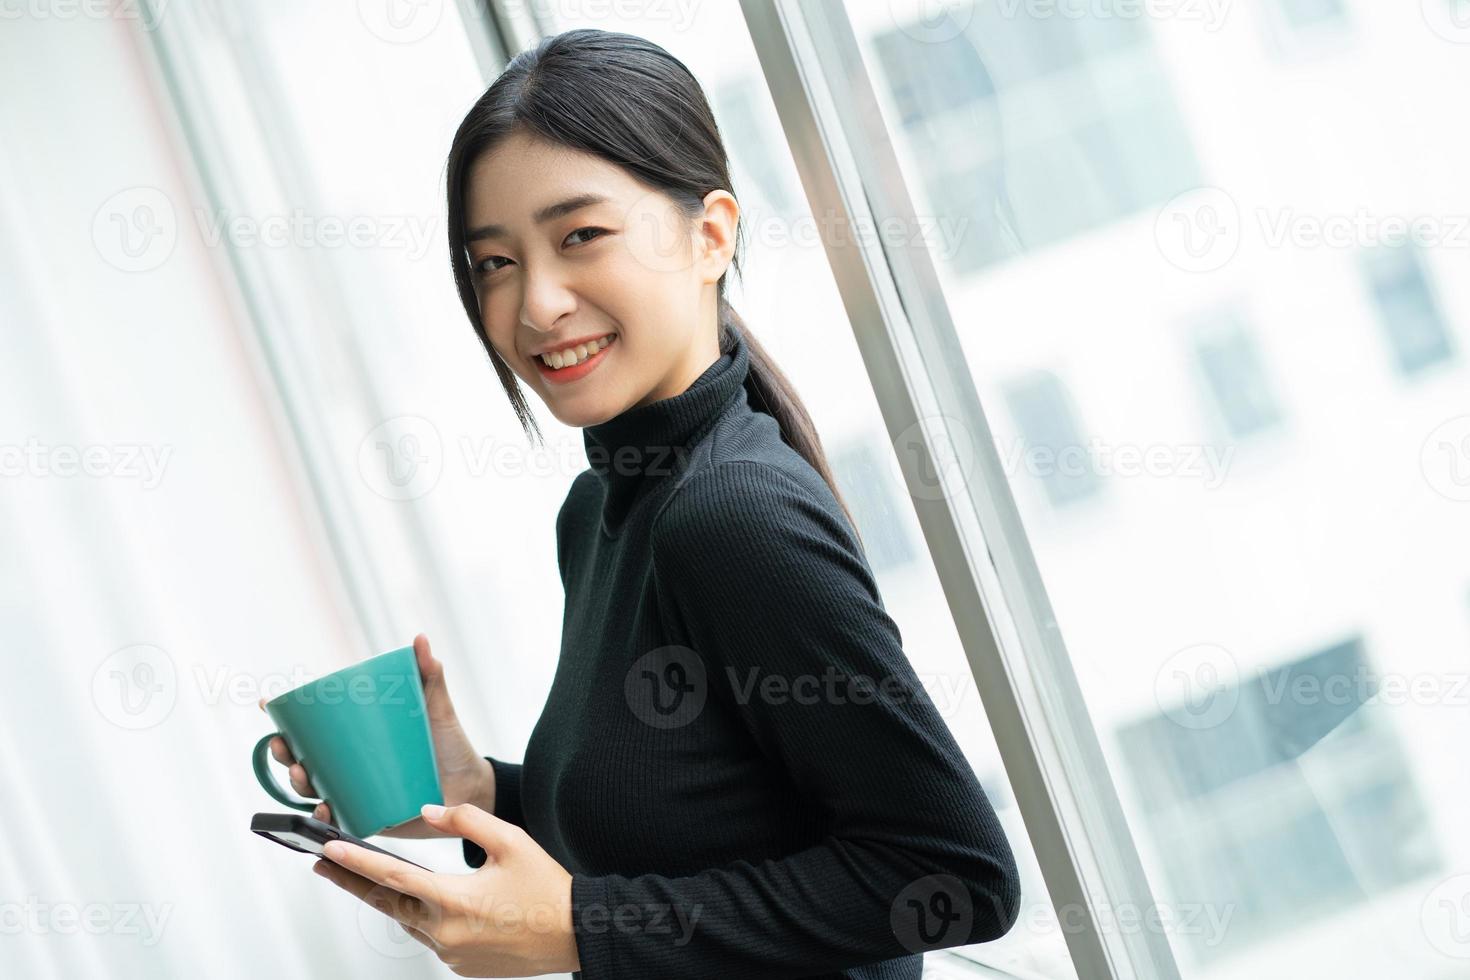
top-left (251, 645), bottom-right (443, 838)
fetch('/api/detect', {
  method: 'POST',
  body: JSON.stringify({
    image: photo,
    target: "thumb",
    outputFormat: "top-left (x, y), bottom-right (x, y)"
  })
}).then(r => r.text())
top-left (419, 803), bottom-right (517, 858)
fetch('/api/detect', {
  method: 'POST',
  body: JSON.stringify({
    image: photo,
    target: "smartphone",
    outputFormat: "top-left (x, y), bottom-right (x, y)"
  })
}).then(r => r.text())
top-left (251, 812), bottom-right (432, 871)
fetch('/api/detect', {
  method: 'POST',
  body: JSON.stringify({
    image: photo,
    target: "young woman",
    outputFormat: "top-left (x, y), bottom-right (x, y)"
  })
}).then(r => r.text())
top-left (281, 27), bottom-right (1020, 979)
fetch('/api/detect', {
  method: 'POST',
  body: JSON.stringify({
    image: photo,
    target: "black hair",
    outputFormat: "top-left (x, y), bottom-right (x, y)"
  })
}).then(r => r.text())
top-left (445, 27), bottom-right (859, 534)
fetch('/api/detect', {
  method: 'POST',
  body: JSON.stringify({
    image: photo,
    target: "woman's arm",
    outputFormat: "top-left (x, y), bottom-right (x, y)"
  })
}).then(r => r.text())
top-left (562, 460), bottom-right (1021, 979)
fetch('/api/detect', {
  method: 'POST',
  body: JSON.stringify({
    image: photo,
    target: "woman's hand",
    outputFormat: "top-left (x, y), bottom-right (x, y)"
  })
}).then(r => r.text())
top-left (313, 803), bottom-right (580, 977)
top-left (258, 633), bottom-right (495, 839)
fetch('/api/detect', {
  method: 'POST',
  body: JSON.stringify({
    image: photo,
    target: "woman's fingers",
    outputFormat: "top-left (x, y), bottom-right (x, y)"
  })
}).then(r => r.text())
top-left (313, 802), bottom-right (334, 825)
top-left (269, 736), bottom-right (295, 767)
top-left (289, 763), bottom-right (319, 798)
top-left (261, 697), bottom-right (314, 795)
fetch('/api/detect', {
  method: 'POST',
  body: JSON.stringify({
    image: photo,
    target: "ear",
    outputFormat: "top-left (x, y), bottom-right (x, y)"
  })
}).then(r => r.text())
top-left (696, 189), bottom-right (739, 286)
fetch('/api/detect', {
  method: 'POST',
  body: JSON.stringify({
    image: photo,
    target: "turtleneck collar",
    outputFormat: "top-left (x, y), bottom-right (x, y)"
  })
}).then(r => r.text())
top-left (583, 326), bottom-right (750, 536)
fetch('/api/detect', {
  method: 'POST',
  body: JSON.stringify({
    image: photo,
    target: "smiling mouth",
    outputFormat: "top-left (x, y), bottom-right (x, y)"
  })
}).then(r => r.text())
top-left (534, 333), bottom-right (614, 370)
top-left (534, 333), bottom-right (616, 383)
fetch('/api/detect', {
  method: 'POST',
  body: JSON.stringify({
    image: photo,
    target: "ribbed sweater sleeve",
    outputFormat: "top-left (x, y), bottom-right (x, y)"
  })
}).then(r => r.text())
top-left (462, 756), bottom-right (525, 869)
top-left (566, 459), bottom-right (1021, 979)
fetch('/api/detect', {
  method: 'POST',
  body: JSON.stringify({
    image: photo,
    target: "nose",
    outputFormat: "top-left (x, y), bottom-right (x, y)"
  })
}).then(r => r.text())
top-left (518, 263), bottom-right (577, 335)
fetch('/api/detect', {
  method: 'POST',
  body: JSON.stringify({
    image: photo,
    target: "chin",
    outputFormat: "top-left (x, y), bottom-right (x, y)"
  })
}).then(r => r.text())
top-left (546, 394), bottom-right (622, 430)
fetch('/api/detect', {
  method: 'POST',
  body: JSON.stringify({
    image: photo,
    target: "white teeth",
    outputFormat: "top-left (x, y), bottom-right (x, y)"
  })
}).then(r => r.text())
top-left (539, 335), bottom-right (612, 369)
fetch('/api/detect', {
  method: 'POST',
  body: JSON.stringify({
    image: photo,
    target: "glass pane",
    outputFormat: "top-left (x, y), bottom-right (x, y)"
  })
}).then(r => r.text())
top-left (528, 5), bottom-right (1075, 976)
top-left (853, 2), bottom-right (1470, 977)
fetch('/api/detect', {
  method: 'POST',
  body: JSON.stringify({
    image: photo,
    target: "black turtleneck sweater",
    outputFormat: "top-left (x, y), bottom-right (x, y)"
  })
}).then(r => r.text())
top-left (463, 325), bottom-right (1020, 979)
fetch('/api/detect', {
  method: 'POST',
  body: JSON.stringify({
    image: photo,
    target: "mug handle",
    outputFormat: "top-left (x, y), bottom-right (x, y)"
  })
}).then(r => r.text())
top-left (252, 732), bottom-right (320, 813)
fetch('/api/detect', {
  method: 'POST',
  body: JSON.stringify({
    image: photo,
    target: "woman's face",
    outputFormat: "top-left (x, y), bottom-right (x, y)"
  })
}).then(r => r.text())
top-left (464, 129), bottom-right (738, 428)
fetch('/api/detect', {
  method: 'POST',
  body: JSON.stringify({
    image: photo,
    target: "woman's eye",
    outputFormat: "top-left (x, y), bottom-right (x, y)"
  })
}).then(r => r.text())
top-left (564, 226), bottom-right (606, 247)
top-left (476, 255), bottom-right (511, 277)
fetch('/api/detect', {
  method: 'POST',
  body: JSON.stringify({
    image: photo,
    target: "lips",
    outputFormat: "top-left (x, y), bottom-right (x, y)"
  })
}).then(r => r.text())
top-left (535, 333), bottom-right (615, 384)
top-left (532, 333), bottom-right (615, 369)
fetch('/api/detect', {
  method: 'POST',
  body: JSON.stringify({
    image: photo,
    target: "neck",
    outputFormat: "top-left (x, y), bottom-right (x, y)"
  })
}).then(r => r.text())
top-left (582, 325), bottom-right (750, 536)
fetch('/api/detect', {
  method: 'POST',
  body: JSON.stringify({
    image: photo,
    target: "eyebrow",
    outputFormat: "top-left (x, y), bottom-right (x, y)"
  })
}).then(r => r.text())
top-left (465, 193), bottom-right (611, 242)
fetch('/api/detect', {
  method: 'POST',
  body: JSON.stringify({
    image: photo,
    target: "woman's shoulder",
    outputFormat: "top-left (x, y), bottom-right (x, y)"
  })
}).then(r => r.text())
top-left (653, 420), bottom-right (858, 563)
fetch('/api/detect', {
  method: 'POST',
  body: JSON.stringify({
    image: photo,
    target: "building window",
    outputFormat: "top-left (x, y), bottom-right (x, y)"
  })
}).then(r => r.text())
top-left (1276, 0), bottom-right (1350, 32)
top-left (1116, 636), bottom-right (1441, 962)
top-left (1002, 370), bottom-right (1101, 508)
top-left (1190, 308), bottom-right (1284, 440)
top-left (870, 7), bottom-right (1201, 275)
top-left (829, 440), bottom-right (919, 577)
top-left (1362, 244), bottom-right (1456, 377)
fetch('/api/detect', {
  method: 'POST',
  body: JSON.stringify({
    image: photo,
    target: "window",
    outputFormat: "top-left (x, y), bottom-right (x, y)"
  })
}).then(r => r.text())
top-left (1363, 244), bottom-right (1456, 377)
top-left (849, 1), bottom-right (1470, 975)
top-left (1116, 637), bottom-right (1441, 962)
top-left (867, 5), bottom-right (1200, 275)
top-left (1276, 0), bottom-right (1350, 30)
top-left (1262, 0), bottom-right (1353, 57)
top-left (1189, 308), bottom-right (1284, 440)
top-left (829, 440), bottom-right (920, 576)
top-left (1002, 370), bottom-right (1101, 508)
